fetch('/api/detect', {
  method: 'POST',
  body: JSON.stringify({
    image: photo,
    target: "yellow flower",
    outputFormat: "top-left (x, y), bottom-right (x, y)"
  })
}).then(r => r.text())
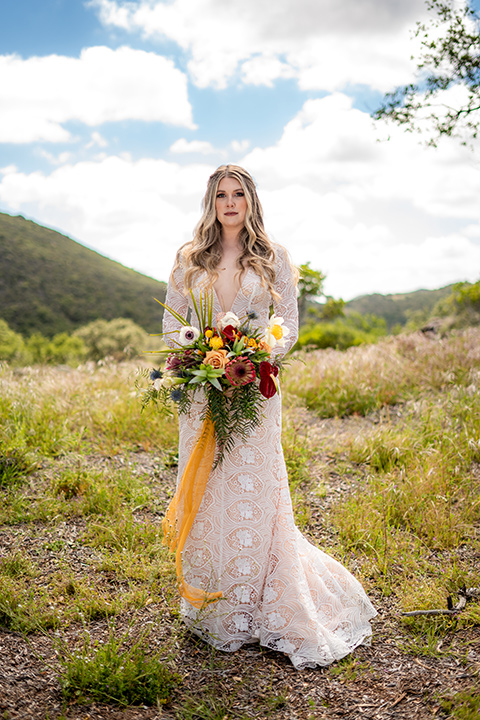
top-left (209, 336), bottom-right (224, 350)
top-left (247, 338), bottom-right (258, 349)
top-left (205, 329), bottom-right (213, 338)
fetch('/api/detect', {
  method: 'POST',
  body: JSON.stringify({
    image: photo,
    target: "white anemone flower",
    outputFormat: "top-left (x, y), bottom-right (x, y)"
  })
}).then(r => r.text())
top-left (178, 325), bottom-right (200, 345)
top-left (218, 311), bottom-right (240, 330)
top-left (264, 316), bottom-right (290, 348)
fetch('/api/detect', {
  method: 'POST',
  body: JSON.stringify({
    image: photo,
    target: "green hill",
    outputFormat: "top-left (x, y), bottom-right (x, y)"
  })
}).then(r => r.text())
top-left (0, 212), bottom-right (167, 337)
top-left (346, 286), bottom-right (454, 329)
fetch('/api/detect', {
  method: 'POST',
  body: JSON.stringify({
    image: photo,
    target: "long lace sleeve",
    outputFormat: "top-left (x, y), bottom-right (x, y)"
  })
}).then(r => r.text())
top-left (162, 255), bottom-right (189, 349)
top-left (271, 245), bottom-right (299, 359)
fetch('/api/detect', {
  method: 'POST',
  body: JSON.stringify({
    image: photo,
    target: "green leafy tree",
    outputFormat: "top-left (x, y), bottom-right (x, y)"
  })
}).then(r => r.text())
top-left (297, 263), bottom-right (326, 325)
top-left (374, 0), bottom-right (480, 146)
top-left (431, 279), bottom-right (480, 328)
top-left (296, 312), bottom-right (386, 351)
top-left (0, 319), bottom-right (28, 363)
top-left (317, 297), bottom-right (346, 322)
top-left (48, 333), bottom-right (86, 364)
top-left (74, 318), bottom-right (150, 361)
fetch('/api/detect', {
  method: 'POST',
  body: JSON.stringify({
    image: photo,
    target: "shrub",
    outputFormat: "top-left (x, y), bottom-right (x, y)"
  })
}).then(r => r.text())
top-left (296, 313), bottom-right (386, 351)
top-left (0, 319), bottom-right (28, 363)
top-left (74, 318), bottom-right (150, 361)
top-left (26, 332), bottom-right (86, 365)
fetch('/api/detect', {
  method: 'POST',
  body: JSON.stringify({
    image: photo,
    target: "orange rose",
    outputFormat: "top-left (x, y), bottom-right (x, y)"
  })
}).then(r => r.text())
top-left (204, 349), bottom-right (229, 369)
top-left (257, 340), bottom-right (271, 354)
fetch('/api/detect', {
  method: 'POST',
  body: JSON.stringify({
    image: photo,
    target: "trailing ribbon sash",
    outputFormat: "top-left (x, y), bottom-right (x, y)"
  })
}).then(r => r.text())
top-left (162, 415), bottom-right (223, 609)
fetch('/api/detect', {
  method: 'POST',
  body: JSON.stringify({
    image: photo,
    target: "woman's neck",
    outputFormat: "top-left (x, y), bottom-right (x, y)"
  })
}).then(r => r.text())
top-left (220, 228), bottom-right (242, 251)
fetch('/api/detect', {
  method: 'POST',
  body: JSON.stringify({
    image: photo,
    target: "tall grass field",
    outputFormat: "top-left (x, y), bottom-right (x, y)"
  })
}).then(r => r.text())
top-left (1, 330), bottom-right (479, 719)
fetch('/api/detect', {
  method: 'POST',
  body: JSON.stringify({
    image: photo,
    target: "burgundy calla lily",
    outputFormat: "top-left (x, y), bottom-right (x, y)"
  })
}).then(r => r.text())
top-left (259, 361), bottom-right (279, 399)
top-left (221, 324), bottom-right (237, 342)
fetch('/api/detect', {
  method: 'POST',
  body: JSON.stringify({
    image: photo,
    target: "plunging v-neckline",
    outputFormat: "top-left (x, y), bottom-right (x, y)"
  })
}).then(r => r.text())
top-left (213, 284), bottom-right (241, 314)
top-left (212, 268), bottom-right (249, 314)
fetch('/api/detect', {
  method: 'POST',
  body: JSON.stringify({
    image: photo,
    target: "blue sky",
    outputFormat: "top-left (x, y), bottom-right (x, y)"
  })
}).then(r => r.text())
top-left (1, 0), bottom-right (479, 299)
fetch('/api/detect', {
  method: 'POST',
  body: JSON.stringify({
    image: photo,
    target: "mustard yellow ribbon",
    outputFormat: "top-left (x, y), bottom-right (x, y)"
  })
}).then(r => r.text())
top-left (162, 415), bottom-right (223, 608)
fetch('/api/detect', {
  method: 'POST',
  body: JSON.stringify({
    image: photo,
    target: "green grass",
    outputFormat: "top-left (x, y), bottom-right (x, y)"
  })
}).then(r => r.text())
top-left (56, 622), bottom-right (180, 706)
top-left (0, 331), bottom-right (479, 715)
top-left (283, 329), bottom-right (480, 417)
top-left (440, 689), bottom-right (480, 719)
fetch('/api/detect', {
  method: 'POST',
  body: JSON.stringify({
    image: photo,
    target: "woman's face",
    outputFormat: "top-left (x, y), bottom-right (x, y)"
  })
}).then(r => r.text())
top-left (215, 177), bottom-right (247, 233)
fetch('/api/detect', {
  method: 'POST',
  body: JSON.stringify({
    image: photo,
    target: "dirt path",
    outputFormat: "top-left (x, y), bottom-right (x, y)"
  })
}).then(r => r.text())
top-left (1, 411), bottom-right (479, 720)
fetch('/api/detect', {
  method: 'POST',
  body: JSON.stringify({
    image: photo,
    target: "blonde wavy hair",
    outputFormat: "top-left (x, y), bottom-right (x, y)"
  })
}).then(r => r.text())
top-left (174, 164), bottom-right (282, 300)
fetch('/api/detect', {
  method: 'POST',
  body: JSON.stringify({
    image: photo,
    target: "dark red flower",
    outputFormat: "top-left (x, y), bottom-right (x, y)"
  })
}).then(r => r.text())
top-left (221, 325), bottom-right (237, 342)
top-left (259, 361), bottom-right (279, 399)
top-left (166, 349), bottom-right (197, 374)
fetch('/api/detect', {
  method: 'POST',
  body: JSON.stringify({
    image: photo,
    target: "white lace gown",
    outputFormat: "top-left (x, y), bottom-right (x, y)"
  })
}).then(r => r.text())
top-left (163, 244), bottom-right (376, 670)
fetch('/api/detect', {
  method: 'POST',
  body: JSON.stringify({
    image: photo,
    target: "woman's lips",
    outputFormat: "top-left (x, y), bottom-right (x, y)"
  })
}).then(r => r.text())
top-left (224, 212), bottom-right (237, 216)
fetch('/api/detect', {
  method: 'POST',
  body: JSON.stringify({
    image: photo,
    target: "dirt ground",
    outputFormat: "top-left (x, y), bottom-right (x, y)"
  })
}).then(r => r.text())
top-left (1, 414), bottom-right (479, 719)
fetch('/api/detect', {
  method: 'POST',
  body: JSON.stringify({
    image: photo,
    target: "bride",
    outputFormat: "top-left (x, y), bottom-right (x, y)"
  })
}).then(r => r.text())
top-left (162, 164), bottom-right (376, 670)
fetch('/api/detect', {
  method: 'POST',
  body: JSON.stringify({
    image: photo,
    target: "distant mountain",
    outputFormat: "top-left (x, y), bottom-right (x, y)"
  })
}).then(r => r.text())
top-left (0, 212), bottom-right (167, 337)
top-left (346, 286), bottom-right (454, 330)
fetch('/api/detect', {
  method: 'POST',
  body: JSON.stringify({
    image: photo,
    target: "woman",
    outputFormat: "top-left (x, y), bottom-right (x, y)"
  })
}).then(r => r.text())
top-left (162, 164), bottom-right (376, 670)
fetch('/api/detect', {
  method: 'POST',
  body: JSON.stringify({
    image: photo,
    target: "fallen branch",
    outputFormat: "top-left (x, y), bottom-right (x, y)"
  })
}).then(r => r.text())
top-left (402, 586), bottom-right (480, 617)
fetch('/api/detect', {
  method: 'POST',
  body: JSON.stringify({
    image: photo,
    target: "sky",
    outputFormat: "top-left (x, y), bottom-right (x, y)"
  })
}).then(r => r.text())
top-left (1, 0), bottom-right (479, 300)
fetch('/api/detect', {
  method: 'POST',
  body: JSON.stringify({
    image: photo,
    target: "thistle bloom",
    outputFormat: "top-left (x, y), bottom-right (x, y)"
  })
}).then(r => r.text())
top-left (225, 356), bottom-right (256, 386)
top-left (264, 316), bottom-right (290, 349)
top-left (179, 326), bottom-right (200, 345)
top-left (150, 368), bottom-right (162, 380)
top-left (218, 311), bottom-right (240, 330)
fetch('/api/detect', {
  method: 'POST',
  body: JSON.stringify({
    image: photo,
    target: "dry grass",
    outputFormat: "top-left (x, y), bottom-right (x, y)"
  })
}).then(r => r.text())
top-left (1, 332), bottom-right (480, 718)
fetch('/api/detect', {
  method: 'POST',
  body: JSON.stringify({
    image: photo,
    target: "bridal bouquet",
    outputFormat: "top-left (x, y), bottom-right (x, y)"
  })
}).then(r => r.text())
top-left (140, 291), bottom-right (290, 464)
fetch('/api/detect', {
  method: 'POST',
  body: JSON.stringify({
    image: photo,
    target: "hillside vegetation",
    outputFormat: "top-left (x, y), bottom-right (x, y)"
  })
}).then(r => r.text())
top-left (0, 212), bottom-right (166, 337)
top-left (346, 286), bottom-right (454, 330)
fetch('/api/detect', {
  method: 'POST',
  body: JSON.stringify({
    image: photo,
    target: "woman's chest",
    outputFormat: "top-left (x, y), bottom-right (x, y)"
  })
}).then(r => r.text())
top-left (192, 269), bottom-right (272, 319)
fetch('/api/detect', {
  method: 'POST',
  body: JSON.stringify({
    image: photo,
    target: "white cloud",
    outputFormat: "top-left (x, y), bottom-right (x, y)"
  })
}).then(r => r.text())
top-left (1, 93), bottom-right (479, 299)
top-left (0, 46), bottom-right (195, 143)
top-left (86, 131), bottom-right (109, 149)
top-left (170, 137), bottom-right (251, 158)
top-left (38, 150), bottom-right (74, 166)
top-left (170, 138), bottom-right (216, 154)
top-left (89, 0), bottom-right (427, 90)
top-left (231, 140), bottom-right (251, 154)
top-left (0, 156), bottom-right (211, 282)
top-left (243, 94), bottom-right (480, 298)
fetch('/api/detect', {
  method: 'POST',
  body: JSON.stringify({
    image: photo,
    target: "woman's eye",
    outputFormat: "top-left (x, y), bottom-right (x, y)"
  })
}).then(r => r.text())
top-left (235, 192), bottom-right (244, 197)
top-left (217, 193), bottom-right (225, 198)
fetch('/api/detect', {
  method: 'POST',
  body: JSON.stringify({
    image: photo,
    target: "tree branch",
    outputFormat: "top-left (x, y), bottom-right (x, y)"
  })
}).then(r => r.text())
top-left (402, 585), bottom-right (480, 617)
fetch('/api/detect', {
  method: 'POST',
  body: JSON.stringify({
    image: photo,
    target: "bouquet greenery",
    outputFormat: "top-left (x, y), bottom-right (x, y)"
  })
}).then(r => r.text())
top-left (140, 291), bottom-right (290, 465)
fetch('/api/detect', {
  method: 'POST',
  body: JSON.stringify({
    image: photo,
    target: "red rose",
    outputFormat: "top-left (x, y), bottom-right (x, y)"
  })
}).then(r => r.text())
top-left (259, 361), bottom-right (279, 399)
